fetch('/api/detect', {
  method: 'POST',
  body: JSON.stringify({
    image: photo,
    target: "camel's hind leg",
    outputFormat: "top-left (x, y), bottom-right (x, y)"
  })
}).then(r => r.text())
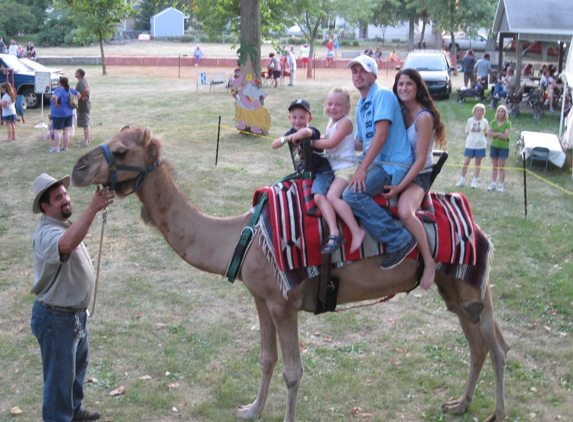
top-left (441, 280), bottom-right (509, 422)
top-left (234, 298), bottom-right (279, 420)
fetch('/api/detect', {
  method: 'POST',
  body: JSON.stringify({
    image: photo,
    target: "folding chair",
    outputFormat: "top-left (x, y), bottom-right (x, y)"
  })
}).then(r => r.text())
top-left (210, 72), bottom-right (227, 92)
top-left (196, 72), bottom-right (210, 93)
top-left (529, 147), bottom-right (550, 171)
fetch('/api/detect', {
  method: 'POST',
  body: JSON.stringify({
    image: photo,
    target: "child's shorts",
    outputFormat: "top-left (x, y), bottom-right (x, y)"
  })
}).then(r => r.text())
top-left (411, 172), bottom-right (432, 193)
top-left (312, 171), bottom-right (335, 196)
top-left (1, 114), bottom-right (17, 122)
top-left (490, 146), bottom-right (509, 159)
top-left (334, 164), bottom-right (358, 183)
top-left (464, 148), bottom-right (486, 158)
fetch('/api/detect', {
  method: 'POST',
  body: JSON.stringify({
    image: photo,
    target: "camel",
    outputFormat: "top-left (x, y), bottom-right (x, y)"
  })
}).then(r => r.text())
top-left (71, 127), bottom-right (510, 422)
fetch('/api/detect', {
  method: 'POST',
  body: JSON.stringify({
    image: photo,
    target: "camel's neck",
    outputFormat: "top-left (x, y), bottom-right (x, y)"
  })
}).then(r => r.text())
top-left (136, 165), bottom-right (250, 276)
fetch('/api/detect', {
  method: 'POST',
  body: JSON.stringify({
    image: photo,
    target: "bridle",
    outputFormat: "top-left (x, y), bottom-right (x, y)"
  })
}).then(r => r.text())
top-left (99, 144), bottom-right (162, 195)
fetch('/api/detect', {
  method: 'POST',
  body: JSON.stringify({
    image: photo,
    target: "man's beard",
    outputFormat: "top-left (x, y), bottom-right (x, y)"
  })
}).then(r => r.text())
top-left (61, 205), bottom-right (72, 219)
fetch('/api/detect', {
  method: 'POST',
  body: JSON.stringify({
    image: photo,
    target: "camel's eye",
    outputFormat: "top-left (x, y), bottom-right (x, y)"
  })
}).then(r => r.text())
top-left (113, 150), bottom-right (127, 160)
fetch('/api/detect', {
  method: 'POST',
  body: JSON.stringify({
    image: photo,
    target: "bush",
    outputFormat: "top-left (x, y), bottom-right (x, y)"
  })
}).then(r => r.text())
top-left (287, 37), bottom-right (305, 45)
top-left (352, 41), bottom-right (359, 46)
top-left (37, 11), bottom-right (79, 47)
top-left (179, 35), bottom-right (194, 43)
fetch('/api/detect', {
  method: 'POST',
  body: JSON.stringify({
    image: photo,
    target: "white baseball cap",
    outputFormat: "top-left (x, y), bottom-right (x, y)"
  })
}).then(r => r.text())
top-left (348, 55), bottom-right (378, 76)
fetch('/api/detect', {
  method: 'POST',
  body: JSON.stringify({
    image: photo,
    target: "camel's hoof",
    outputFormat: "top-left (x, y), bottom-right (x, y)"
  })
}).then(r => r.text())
top-left (463, 301), bottom-right (484, 324)
top-left (234, 404), bottom-right (262, 420)
top-left (442, 398), bottom-right (470, 415)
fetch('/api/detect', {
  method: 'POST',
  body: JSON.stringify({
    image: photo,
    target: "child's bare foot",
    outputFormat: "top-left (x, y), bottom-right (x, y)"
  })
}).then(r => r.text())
top-left (420, 260), bottom-right (437, 290)
top-left (349, 228), bottom-right (366, 253)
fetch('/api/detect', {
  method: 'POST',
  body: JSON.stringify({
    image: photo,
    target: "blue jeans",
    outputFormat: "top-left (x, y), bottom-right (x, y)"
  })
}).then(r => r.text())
top-left (342, 163), bottom-right (412, 252)
top-left (492, 83), bottom-right (508, 107)
top-left (30, 300), bottom-right (90, 422)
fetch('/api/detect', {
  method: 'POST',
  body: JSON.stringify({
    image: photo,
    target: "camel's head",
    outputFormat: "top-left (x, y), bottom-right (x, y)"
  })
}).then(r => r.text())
top-left (72, 126), bottom-right (163, 197)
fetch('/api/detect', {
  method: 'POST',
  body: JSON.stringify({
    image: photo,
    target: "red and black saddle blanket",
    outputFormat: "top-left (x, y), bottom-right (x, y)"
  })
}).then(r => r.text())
top-left (253, 179), bottom-right (492, 297)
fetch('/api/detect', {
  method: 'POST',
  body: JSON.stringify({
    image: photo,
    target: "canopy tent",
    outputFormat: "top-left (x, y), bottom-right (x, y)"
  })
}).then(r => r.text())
top-left (492, 0), bottom-right (573, 89)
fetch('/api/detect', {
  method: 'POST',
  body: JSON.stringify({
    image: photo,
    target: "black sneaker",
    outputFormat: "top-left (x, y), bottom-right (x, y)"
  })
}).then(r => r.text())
top-left (381, 238), bottom-right (417, 270)
top-left (72, 408), bottom-right (101, 421)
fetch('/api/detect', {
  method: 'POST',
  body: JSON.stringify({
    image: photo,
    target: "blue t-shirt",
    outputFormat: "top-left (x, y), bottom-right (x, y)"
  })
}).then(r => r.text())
top-left (355, 84), bottom-right (413, 184)
top-left (51, 87), bottom-right (79, 118)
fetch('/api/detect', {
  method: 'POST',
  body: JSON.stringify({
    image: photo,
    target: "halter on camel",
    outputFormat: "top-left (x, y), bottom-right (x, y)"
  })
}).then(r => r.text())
top-left (99, 144), bottom-right (162, 194)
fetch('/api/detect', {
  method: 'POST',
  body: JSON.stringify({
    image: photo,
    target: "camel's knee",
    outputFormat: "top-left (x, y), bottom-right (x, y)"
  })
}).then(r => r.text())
top-left (463, 301), bottom-right (484, 324)
top-left (282, 367), bottom-right (303, 389)
top-left (259, 353), bottom-right (278, 374)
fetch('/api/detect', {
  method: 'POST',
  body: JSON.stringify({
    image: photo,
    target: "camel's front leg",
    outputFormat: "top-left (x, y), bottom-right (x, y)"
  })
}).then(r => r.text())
top-left (269, 302), bottom-right (303, 422)
top-left (234, 298), bottom-right (278, 420)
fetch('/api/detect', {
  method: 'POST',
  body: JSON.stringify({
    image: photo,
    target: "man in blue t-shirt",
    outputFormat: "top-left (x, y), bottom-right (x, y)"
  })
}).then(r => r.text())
top-left (343, 55), bottom-right (416, 269)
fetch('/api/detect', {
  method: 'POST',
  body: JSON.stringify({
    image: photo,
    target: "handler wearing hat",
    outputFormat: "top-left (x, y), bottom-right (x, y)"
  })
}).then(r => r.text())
top-left (30, 173), bottom-right (114, 422)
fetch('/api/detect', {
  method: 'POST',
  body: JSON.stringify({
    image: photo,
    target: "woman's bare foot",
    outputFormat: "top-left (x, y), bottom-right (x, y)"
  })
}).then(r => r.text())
top-left (420, 260), bottom-right (437, 290)
top-left (349, 228), bottom-right (366, 253)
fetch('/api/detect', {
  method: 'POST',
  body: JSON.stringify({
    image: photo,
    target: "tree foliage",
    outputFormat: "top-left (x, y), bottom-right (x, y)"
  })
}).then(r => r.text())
top-left (0, 0), bottom-right (37, 37)
top-left (37, 10), bottom-right (86, 46)
top-left (57, 0), bottom-right (134, 75)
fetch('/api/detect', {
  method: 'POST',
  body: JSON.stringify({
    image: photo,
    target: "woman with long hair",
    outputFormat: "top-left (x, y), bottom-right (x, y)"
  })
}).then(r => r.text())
top-left (49, 77), bottom-right (79, 152)
top-left (386, 68), bottom-right (447, 290)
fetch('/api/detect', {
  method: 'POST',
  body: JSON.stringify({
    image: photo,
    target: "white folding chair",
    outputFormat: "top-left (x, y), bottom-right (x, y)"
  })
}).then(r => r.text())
top-left (210, 72), bottom-right (227, 93)
top-left (196, 72), bottom-right (210, 93)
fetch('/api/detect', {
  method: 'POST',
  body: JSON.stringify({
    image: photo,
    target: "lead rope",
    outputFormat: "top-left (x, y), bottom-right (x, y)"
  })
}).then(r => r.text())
top-left (89, 207), bottom-right (107, 318)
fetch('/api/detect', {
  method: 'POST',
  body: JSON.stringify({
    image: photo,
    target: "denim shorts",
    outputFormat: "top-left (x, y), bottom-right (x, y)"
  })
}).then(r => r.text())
top-left (464, 148), bottom-right (487, 158)
top-left (411, 171), bottom-right (432, 192)
top-left (312, 171), bottom-right (335, 196)
top-left (490, 146), bottom-right (509, 159)
top-left (52, 115), bottom-right (74, 130)
top-left (1, 114), bottom-right (17, 122)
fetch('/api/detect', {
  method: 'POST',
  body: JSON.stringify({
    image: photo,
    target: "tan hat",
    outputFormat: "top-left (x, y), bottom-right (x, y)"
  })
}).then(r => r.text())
top-left (32, 173), bottom-right (70, 214)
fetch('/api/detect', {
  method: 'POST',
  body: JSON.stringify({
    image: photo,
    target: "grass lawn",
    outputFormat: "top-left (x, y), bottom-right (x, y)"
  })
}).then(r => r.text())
top-left (0, 60), bottom-right (571, 422)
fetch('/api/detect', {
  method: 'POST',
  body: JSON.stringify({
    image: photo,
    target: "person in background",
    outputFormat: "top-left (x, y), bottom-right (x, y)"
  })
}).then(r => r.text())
top-left (490, 67), bottom-right (515, 108)
top-left (487, 105), bottom-right (511, 193)
top-left (30, 172), bottom-right (115, 422)
top-left (8, 39), bottom-right (18, 56)
top-left (325, 38), bottom-right (334, 67)
top-left (49, 77), bottom-right (80, 152)
top-left (287, 47), bottom-right (297, 86)
top-left (473, 53), bottom-right (494, 91)
top-left (456, 103), bottom-right (489, 189)
top-left (1, 82), bottom-right (17, 142)
top-left (27, 41), bottom-right (37, 59)
top-left (333, 35), bottom-right (339, 59)
top-left (374, 47), bottom-right (383, 67)
top-left (521, 63), bottom-right (535, 77)
top-left (388, 49), bottom-right (400, 63)
top-left (75, 68), bottom-right (91, 147)
top-left (17, 44), bottom-right (24, 58)
top-left (268, 52), bottom-right (282, 88)
top-left (300, 43), bottom-right (310, 69)
top-left (0, 38), bottom-right (7, 54)
top-left (461, 49), bottom-right (476, 88)
top-left (193, 45), bottom-right (203, 66)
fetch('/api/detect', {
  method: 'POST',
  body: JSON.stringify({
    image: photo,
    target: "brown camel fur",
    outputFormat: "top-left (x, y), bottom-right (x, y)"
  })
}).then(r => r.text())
top-left (71, 127), bottom-right (510, 422)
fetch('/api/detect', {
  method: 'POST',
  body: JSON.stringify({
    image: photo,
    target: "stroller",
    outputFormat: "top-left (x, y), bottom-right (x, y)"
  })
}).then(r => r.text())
top-left (456, 84), bottom-right (485, 103)
top-left (506, 86), bottom-right (544, 120)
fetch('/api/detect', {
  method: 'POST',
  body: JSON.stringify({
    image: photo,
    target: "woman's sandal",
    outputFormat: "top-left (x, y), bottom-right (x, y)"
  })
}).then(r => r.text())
top-left (321, 234), bottom-right (345, 255)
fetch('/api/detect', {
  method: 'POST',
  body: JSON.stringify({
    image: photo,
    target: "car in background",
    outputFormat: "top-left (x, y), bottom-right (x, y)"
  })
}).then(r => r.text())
top-left (0, 53), bottom-right (60, 108)
top-left (442, 32), bottom-right (489, 51)
top-left (398, 50), bottom-right (454, 99)
top-left (20, 58), bottom-right (65, 75)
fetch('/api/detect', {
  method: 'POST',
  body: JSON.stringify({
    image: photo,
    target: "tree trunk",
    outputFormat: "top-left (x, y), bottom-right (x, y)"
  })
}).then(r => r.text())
top-left (240, 0), bottom-right (261, 78)
top-left (408, 20), bottom-right (415, 51)
top-left (99, 33), bottom-right (107, 76)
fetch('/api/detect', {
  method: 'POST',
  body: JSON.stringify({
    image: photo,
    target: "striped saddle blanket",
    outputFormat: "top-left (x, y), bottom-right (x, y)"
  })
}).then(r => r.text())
top-left (253, 179), bottom-right (492, 297)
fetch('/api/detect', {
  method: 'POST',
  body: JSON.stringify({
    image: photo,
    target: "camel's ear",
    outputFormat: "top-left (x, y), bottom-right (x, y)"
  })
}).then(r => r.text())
top-left (120, 125), bottom-right (131, 132)
top-left (143, 128), bottom-right (152, 147)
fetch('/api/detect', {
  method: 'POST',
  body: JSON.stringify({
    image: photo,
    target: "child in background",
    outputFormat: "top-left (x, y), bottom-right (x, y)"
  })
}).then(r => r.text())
top-left (42, 114), bottom-right (55, 143)
top-left (311, 88), bottom-right (365, 254)
top-left (456, 103), bottom-right (489, 188)
top-left (487, 105), bottom-right (512, 193)
top-left (1, 82), bottom-right (17, 142)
